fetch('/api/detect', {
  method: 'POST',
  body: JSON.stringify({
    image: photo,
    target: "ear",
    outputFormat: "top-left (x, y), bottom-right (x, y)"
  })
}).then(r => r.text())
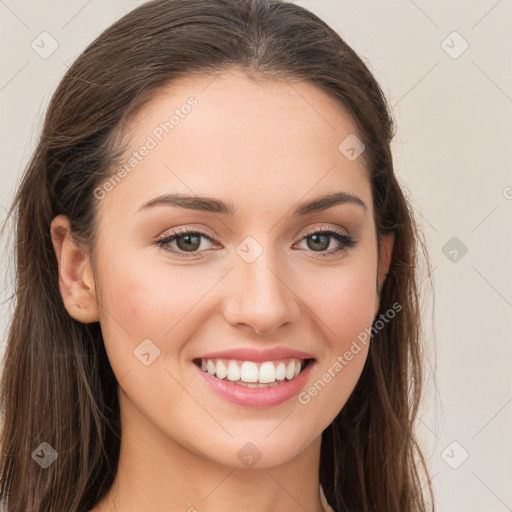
top-left (50, 215), bottom-right (100, 323)
top-left (375, 232), bottom-right (394, 309)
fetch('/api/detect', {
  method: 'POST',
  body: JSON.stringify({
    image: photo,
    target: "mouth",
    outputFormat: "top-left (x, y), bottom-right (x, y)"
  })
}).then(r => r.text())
top-left (192, 357), bottom-right (315, 388)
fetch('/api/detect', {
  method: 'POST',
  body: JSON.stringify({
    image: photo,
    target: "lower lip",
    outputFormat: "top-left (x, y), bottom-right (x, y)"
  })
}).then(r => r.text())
top-left (194, 360), bottom-right (315, 408)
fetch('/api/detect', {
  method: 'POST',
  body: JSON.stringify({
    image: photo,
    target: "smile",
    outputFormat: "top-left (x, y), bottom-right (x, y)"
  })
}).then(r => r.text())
top-left (194, 357), bottom-right (313, 387)
top-left (193, 357), bottom-right (316, 407)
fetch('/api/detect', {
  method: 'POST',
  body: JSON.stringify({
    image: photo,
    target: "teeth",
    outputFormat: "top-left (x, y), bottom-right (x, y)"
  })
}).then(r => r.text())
top-left (197, 357), bottom-right (308, 384)
top-left (226, 361), bottom-right (240, 381)
top-left (240, 361), bottom-right (258, 383)
top-left (258, 362), bottom-right (275, 383)
top-left (216, 360), bottom-right (228, 380)
top-left (286, 361), bottom-right (295, 380)
top-left (275, 362), bottom-right (286, 380)
top-left (235, 380), bottom-right (280, 388)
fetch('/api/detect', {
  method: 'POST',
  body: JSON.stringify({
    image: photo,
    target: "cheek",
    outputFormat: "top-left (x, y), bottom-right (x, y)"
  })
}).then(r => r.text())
top-left (295, 264), bottom-right (376, 419)
top-left (304, 259), bottom-right (378, 347)
top-left (94, 246), bottom-right (224, 380)
top-left (92, 249), bottom-right (181, 368)
top-left (97, 244), bottom-right (192, 329)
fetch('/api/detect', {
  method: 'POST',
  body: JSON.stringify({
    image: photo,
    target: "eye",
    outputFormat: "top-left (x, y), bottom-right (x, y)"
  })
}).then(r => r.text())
top-left (155, 228), bottom-right (216, 259)
top-left (294, 227), bottom-right (356, 258)
top-left (154, 226), bottom-right (357, 260)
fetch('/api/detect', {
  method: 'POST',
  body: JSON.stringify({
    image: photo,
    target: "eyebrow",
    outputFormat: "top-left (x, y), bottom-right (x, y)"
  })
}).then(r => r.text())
top-left (137, 191), bottom-right (367, 216)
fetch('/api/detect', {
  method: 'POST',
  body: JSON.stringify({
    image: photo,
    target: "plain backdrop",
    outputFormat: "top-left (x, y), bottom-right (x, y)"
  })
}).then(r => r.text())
top-left (0, 1), bottom-right (511, 511)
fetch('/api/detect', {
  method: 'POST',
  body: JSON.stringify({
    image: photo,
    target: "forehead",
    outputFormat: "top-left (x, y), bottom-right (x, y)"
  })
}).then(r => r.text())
top-left (99, 68), bottom-right (372, 220)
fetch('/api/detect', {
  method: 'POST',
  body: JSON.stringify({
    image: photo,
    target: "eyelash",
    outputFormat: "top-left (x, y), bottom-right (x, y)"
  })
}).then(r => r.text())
top-left (154, 226), bottom-right (357, 260)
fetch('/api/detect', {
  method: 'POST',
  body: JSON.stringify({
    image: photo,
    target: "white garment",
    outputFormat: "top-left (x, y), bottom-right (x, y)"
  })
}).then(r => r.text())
top-left (319, 483), bottom-right (335, 512)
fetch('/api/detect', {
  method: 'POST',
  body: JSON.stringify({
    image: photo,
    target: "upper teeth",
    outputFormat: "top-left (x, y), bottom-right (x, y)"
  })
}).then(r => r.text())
top-left (199, 358), bottom-right (304, 384)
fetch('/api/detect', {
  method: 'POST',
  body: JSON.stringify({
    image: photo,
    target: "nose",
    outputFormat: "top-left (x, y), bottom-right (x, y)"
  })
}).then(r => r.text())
top-left (222, 248), bottom-right (301, 336)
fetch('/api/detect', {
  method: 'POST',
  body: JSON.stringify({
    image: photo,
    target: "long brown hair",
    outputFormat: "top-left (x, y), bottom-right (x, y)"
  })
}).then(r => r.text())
top-left (0, 0), bottom-right (434, 510)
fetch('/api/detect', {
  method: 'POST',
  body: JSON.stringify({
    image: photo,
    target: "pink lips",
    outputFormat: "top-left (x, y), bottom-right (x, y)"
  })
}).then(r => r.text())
top-left (197, 347), bottom-right (315, 362)
top-left (193, 347), bottom-right (316, 408)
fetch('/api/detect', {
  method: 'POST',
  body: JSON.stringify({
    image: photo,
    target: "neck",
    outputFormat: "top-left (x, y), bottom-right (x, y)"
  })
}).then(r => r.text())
top-left (92, 387), bottom-right (326, 512)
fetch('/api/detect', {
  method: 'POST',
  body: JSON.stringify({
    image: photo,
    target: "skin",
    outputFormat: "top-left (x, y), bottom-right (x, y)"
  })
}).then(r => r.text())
top-left (51, 68), bottom-right (393, 512)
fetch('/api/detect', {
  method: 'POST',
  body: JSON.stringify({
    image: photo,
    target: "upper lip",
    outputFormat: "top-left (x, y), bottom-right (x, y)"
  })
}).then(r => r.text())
top-left (196, 347), bottom-right (315, 362)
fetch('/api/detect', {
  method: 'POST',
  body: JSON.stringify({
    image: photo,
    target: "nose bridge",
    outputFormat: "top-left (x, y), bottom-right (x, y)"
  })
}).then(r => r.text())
top-left (224, 234), bottom-right (299, 335)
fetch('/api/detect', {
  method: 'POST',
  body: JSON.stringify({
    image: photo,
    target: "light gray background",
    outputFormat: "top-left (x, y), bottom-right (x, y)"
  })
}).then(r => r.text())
top-left (1, 1), bottom-right (511, 511)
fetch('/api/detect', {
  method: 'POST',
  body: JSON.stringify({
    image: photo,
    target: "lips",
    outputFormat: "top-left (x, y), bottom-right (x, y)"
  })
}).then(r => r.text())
top-left (192, 346), bottom-right (316, 407)
top-left (194, 358), bottom-right (316, 407)
top-left (196, 347), bottom-right (315, 362)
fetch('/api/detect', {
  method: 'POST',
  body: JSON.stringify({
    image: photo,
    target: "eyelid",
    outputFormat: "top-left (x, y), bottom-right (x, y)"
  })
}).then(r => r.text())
top-left (300, 224), bottom-right (350, 238)
top-left (157, 223), bottom-right (352, 241)
top-left (158, 224), bottom-right (217, 239)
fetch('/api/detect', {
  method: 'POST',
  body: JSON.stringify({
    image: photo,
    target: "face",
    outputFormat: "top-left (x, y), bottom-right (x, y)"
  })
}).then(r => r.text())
top-left (55, 68), bottom-right (392, 470)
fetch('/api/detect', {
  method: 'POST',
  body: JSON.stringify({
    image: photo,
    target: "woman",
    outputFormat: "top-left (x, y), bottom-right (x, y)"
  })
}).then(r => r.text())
top-left (0, 0), bottom-right (434, 510)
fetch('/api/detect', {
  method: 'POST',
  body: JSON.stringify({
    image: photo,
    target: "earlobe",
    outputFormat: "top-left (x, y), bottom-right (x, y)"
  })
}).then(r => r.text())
top-left (50, 215), bottom-right (100, 323)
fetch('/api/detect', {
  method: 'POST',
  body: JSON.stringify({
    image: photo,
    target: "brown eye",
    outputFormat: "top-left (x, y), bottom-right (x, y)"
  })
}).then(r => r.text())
top-left (155, 229), bottom-right (215, 259)
top-left (175, 233), bottom-right (202, 252)
top-left (306, 233), bottom-right (330, 251)
top-left (295, 229), bottom-right (357, 258)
